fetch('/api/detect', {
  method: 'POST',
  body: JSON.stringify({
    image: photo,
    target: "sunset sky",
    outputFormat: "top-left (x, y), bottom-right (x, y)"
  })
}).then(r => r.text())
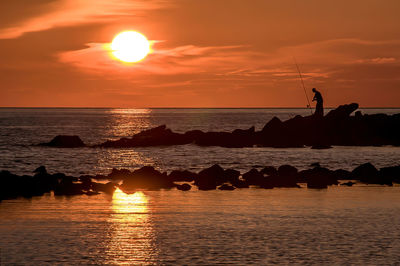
top-left (1, 0), bottom-right (399, 107)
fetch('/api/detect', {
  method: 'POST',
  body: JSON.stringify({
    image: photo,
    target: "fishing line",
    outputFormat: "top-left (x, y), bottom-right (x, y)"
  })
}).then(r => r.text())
top-left (293, 57), bottom-right (313, 115)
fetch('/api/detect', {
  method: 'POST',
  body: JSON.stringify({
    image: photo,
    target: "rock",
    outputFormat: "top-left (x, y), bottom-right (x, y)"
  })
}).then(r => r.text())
top-left (232, 126), bottom-right (255, 136)
top-left (242, 169), bottom-right (264, 186)
top-left (120, 166), bottom-right (174, 191)
top-left (79, 176), bottom-right (92, 191)
top-left (223, 169), bottom-right (241, 183)
top-left (332, 169), bottom-right (352, 180)
top-left (41, 135), bottom-right (85, 148)
top-left (261, 166), bottom-right (278, 176)
top-left (300, 167), bottom-right (338, 189)
top-left (351, 162), bottom-right (392, 185)
top-left (379, 165), bottom-right (400, 183)
top-left (273, 165), bottom-right (300, 187)
top-left (195, 164), bottom-right (225, 190)
top-left (261, 116), bottom-right (283, 132)
top-left (218, 184), bottom-right (236, 190)
top-left (231, 179), bottom-right (250, 188)
top-left (85, 190), bottom-right (100, 196)
top-left (54, 177), bottom-right (85, 196)
top-left (92, 182), bottom-right (116, 194)
top-left (108, 168), bottom-right (132, 180)
top-left (169, 170), bottom-right (198, 182)
top-left (33, 166), bottom-right (47, 175)
top-left (310, 162), bottom-right (321, 168)
top-left (99, 125), bottom-right (193, 148)
top-left (176, 183), bottom-right (192, 191)
top-left (325, 103), bottom-right (359, 121)
top-left (278, 165), bottom-right (298, 177)
top-left (341, 181), bottom-right (355, 186)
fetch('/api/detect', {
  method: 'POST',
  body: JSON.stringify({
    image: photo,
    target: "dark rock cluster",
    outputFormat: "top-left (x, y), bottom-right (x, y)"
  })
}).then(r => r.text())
top-left (41, 103), bottom-right (400, 148)
top-left (1, 162), bottom-right (399, 201)
top-left (0, 166), bottom-right (116, 201)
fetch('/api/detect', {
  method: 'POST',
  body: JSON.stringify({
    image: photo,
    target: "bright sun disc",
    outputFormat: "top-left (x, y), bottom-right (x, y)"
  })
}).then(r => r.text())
top-left (111, 31), bottom-right (150, 63)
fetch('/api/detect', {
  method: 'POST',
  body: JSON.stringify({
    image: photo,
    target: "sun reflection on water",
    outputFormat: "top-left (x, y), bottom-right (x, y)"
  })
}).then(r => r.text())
top-left (106, 188), bottom-right (157, 264)
top-left (107, 108), bottom-right (153, 138)
top-left (95, 108), bottom-right (156, 174)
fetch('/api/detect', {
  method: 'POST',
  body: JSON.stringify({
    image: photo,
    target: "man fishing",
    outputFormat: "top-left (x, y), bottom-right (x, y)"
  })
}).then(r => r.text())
top-left (312, 88), bottom-right (324, 117)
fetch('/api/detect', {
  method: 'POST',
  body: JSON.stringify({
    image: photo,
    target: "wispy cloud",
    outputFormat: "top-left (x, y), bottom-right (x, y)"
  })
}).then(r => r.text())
top-left (59, 38), bottom-right (400, 87)
top-left (355, 57), bottom-right (396, 64)
top-left (0, 0), bottom-right (169, 39)
top-left (59, 41), bottom-right (251, 76)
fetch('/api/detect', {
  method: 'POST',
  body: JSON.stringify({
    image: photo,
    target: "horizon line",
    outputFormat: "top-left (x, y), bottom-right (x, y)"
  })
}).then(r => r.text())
top-left (1, 106), bottom-right (400, 109)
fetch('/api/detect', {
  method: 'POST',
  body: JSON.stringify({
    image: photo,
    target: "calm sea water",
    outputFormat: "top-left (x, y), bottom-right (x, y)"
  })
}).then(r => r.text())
top-left (1, 108), bottom-right (400, 265)
top-left (1, 108), bottom-right (400, 175)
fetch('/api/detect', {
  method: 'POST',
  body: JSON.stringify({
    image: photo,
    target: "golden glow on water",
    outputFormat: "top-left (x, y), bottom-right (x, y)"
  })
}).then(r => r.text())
top-left (95, 108), bottom-right (156, 173)
top-left (106, 108), bottom-right (152, 137)
top-left (108, 108), bottom-right (152, 115)
top-left (106, 189), bottom-right (157, 264)
top-left (112, 188), bottom-right (148, 214)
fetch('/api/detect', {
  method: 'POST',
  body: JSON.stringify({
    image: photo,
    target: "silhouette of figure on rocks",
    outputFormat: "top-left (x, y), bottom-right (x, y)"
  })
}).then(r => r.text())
top-left (312, 88), bottom-right (323, 117)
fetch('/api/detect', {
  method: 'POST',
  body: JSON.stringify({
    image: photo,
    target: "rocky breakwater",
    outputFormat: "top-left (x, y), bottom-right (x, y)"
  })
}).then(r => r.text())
top-left (1, 162), bottom-right (399, 201)
top-left (41, 103), bottom-right (400, 148)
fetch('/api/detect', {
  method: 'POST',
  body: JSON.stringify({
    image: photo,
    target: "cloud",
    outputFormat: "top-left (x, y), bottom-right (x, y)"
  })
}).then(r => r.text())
top-left (0, 0), bottom-right (169, 39)
top-left (58, 41), bottom-right (251, 77)
top-left (59, 38), bottom-right (400, 86)
top-left (355, 57), bottom-right (396, 64)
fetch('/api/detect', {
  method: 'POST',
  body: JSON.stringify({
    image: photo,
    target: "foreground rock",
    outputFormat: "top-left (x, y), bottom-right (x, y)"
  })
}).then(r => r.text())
top-left (120, 166), bottom-right (175, 191)
top-left (1, 162), bottom-right (399, 201)
top-left (299, 167), bottom-right (339, 189)
top-left (352, 163), bottom-right (393, 185)
top-left (42, 103), bottom-right (400, 149)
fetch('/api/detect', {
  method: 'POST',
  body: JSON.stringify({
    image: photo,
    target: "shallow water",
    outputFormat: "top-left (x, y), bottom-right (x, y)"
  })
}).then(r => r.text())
top-left (1, 186), bottom-right (400, 265)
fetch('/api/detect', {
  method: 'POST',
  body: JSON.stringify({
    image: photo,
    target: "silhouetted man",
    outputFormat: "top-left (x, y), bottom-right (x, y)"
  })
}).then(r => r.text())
top-left (312, 88), bottom-right (323, 117)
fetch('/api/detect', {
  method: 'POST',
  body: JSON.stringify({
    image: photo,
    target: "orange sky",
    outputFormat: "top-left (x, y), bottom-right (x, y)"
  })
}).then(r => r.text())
top-left (0, 0), bottom-right (400, 107)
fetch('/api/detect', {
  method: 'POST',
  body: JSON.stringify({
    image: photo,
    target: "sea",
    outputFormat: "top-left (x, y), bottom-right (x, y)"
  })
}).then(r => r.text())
top-left (1, 108), bottom-right (400, 265)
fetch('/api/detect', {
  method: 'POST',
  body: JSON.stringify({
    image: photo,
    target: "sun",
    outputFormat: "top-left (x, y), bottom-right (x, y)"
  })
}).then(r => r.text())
top-left (111, 31), bottom-right (150, 63)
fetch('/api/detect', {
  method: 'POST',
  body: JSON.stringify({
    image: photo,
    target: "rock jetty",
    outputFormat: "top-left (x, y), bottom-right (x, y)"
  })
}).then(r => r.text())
top-left (41, 103), bottom-right (400, 148)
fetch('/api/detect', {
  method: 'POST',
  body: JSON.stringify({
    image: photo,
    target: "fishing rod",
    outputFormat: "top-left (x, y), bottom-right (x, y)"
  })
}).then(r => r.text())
top-left (293, 58), bottom-right (313, 115)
